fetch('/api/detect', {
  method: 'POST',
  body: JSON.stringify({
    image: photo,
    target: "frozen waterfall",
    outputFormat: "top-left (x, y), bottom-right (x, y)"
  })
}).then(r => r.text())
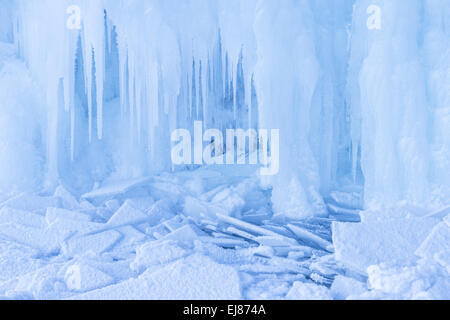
top-left (0, 0), bottom-right (449, 215)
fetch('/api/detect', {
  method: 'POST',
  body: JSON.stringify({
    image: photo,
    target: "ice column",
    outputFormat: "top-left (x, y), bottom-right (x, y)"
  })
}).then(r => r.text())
top-left (254, 0), bottom-right (324, 219)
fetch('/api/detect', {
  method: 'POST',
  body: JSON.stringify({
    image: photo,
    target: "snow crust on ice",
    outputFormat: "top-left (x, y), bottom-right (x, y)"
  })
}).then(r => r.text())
top-left (71, 254), bottom-right (242, 300)
top-left (332, 204), bottom-right (450, 299)
top-left (333, 217), bottom-right (439, 273)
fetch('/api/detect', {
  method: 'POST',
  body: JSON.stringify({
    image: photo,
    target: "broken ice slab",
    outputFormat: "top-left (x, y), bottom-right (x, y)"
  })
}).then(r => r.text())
top-left (290, 221), bottom-right (332, 241)
top-left (241, 245), bottom-right (275, 258)
top-left (309, 260), bottom-right (339, 278)
top-left (45, 207), bottom-right (92, 225)
top-left (240, 257), bottom-right (310, 275)
top-left (161, 224), bottom-right (207, 245)
top-left (329, 191), bottom-right (362, 209)
top-left (435, 251), bottom-right (450, 272)
top-left (54, 186), bottom-right (80, 210)
top-left (0, 223), bottom-right (64, 254)
top-left (131, 240), bottom-right (189, 273)
top-left (287, 224), bottom-right (334, 252)
top-left (95, 207), bottom-right (113, 221)
top-left (145, 199), bottom-right (176, 226)
top-left (124, 197), bottom-right (155, 212)
top-left (1, 193), bottom-right (60, 213)
top-left (0, 263), bottom-right (66, 300)
top-left (65, 263), bottom-right (114, 293)
top-left (199, 236), bottom-right (250, 248)
top-left (225, 227), bottom-right (257, 241)
top-left (261, 224), bottom-right (297, 238)
top-left (199, 185), bottom-right (228, 202)
top-left (163, 215), bottom-right (189, 232)
top-left (287, 249), bottom-right (313, 260)
top-left (202, 224), bottom-right (219, 233)
top-left (143, 223), bottom-right (171, 240)
top-left (0, 240), bottom-right (43, 283)
top-left (425, 205), bottom-right (450, 220)
top-left (272, 246), bottom-right (313, 258)
top-left (81, 177), bottom-right (152, 202)
top-left (0, 207), bottom-right (47, 229)
top-left (183, 196), bottom-right (228, 220)
top-left (241, 208), bottom-right (272, 224)
top-left (415, 222), bottom-right (450, 261)
top-left (254, 235), bottom-right (298, 247)
top-left (309, 272), bottom-right (334, 286)
top-left (210, 188), bottom-right (245, 216)
top-left (210, 231), bottom-right (234, 238)
top-left (64, 230), bottom-right (122, 256)
top-left (217, 213), bottom-right (296, 240)
top-left (116, 226), bottom-right (147, 247)
top-left (104, 199), bottom-right (120, 212)
top-left (106, 201), bottom-right (149, 228)
top-left (332, 217), bottom-right (439, 274)
top-left (327, 204), bottom-right (361, 222)
top-left (47, 217), bottom-right (104, 239)
top-left (148, 181), bottom-right (187, 202)
top-left (70, 254), bottom-right (242, 300)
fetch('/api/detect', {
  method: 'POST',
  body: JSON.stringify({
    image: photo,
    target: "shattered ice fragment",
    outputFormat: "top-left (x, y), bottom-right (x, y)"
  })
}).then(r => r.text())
top-left (131, 240), bottom-right (188, 273)
top-left (1, 193), bottom-right (60, 213)
top-left (254, 235), bottom-right (298, 247)
top-left (65, 263), bottom-right (114, 292)
top-left (287, 224), bottom-right (333, 252)
top-left (161, 224), bottom-right (206, 246)
top-left (64, 230), bottom-right (122, 256)
top-left (106, 201), bottom-right (149, 228)
top-left (104, 199), bottom-right (120, 212)
top-left (81, 177), bottom-right (152, 202)
top-left (54, 186), bottom-right (80, 210)
top-left (199, 237), bottom-right (249, 248)
top-left (46, 207), bottom-right (91, 225)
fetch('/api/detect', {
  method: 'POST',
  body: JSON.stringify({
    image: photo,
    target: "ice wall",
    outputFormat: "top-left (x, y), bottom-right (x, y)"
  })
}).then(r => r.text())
top-left (0, 0), bottom-right (14, 43)
top-left (348, 0), bottom-right (450, 208)
top-left (1, 0), bottom-right (448, 214)
top-left (254, 0), bottom-right (324, 219)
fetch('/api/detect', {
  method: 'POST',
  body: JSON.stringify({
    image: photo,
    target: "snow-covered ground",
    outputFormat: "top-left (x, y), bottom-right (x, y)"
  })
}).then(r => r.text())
top-left (0, 165), bottom-right (448, 300)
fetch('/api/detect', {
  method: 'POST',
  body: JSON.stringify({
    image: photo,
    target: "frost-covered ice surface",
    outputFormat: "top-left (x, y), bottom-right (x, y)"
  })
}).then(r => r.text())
top-left (0, 0), bottom-right (449, 300)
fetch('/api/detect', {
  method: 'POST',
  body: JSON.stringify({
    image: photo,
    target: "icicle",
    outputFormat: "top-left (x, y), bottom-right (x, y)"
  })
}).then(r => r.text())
top-left (191, 58), bottom-right (197, 120)
top-left (70, 101), bottom-right (75, 162)
top-left (119, 48), bottom-right (128, 118)
top-left (198, 61), bottom-right (204, 122)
